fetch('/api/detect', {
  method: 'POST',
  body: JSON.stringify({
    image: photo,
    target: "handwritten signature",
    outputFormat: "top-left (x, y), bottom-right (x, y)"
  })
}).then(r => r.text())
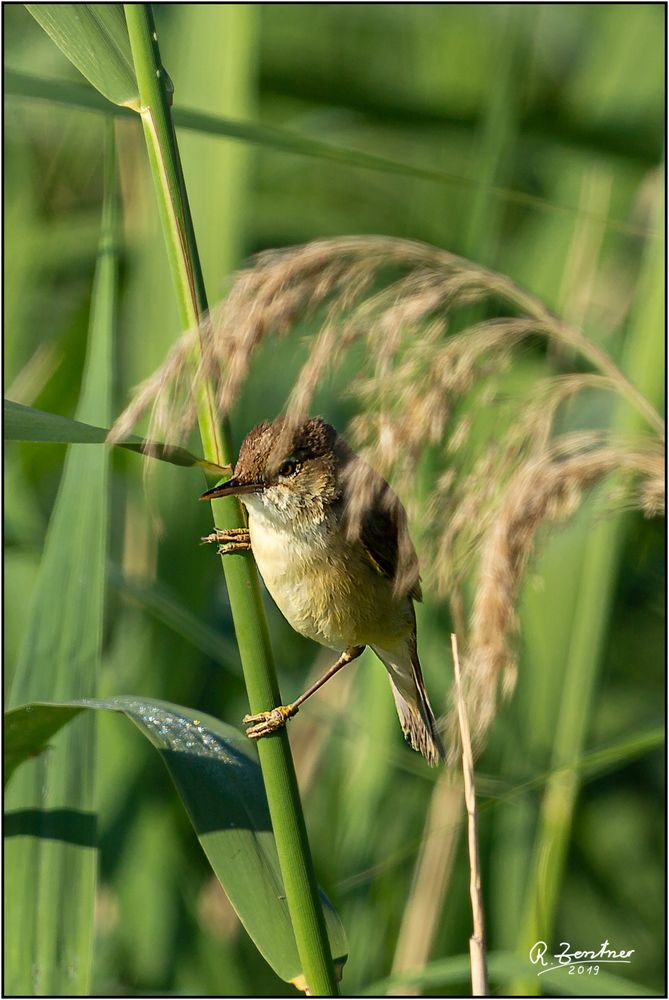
top-left (529, 940), bottom-right (635, 976)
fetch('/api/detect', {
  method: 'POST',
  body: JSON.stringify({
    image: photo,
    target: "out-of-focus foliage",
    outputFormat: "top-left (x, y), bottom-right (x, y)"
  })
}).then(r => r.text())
top-left (4, 4), bottom-right (664, 996)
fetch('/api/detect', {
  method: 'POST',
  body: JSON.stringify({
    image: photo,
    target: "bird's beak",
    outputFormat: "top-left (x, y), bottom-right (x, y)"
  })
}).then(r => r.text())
top-left (199, 477), bottom-right (263, 501)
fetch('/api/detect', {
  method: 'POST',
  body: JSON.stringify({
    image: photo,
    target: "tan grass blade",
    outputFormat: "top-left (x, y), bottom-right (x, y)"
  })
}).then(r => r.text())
top-left (452, 634), bottom-right (488, 997)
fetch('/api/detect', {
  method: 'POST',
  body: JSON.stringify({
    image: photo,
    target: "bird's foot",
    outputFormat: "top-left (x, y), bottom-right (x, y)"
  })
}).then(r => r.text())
top-left (200, 527), bottom-right (251, 556)
top-left (242, 704), bottom-right (299, 740)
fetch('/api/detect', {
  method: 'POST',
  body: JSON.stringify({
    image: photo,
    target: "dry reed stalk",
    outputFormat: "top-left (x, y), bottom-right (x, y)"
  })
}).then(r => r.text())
top-left (452, 633), bottom-right (488, 997)
top-left (110, 235), bottom-right (665, 750)
top-left (388, 773), bottom-right (463, 996)
top-left (6, 342), bottom-right (64, 406)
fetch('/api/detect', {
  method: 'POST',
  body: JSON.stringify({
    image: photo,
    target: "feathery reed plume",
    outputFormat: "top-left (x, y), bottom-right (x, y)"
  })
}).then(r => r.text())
top-left (111, 236), bottom-right (664, 750)
top-left (451, 435), bottom-right (664, 753)
top-left (112, 237), bottom-right (662, 446)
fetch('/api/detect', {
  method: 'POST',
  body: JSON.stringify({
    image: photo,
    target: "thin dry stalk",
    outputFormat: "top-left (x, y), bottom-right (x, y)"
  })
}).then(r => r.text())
top-left (388, 773), bottom-right (463, 996)
top-left (452, 633), bottom-right (488, 998)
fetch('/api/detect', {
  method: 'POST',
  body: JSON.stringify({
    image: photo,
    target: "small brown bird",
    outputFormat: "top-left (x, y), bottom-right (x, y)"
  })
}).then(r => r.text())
top-left (200, 416), bottom-right (445, 765)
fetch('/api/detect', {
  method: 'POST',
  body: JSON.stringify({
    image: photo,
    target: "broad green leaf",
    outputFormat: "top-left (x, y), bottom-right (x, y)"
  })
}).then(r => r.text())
top-left (5, 698), bottom-right (348, 985)
top-left (4, 399), bottom-right (229, 473)
top-left (4, 133), bottom-right (117, 995)
top-left (25, 4), bottom-right (139, 109)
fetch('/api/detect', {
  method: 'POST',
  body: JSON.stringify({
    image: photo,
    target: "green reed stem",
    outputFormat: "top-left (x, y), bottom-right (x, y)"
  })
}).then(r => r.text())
top-left (124, 6), bottom-right (338, 994)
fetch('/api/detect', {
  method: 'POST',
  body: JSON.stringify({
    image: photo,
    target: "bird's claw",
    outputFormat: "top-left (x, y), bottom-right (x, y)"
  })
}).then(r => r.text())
top-left (242, 704), bottom-right (299, 739)
top-left (200, 527), bottom-right (250, 545)
top-left (200, 527), bottom-right (251, 556)
top-left (200, 530), bottom-right (221, 546)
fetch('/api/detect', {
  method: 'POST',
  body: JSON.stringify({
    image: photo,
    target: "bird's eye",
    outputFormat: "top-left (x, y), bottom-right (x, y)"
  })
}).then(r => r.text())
top-left (278, 459), bottom-right (299, 478)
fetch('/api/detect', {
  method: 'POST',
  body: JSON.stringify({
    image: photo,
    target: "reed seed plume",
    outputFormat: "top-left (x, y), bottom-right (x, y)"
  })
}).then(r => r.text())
top-left (450, 435), bottom-right (664, 756)
top-left (111, 235), bottom-right (665, 752)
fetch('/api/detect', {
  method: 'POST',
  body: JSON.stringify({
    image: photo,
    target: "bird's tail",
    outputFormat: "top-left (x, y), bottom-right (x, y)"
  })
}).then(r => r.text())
top-left (371, 637), bottom-right (445, 766)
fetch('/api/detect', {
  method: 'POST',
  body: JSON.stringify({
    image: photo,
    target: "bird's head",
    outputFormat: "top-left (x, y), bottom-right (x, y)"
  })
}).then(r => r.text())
top-left (200, 416), bottom-right (346, 528)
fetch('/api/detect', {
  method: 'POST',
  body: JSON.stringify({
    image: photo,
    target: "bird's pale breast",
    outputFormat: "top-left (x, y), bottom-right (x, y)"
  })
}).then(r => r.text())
top-left (247, 508), bottom-right (414, 651)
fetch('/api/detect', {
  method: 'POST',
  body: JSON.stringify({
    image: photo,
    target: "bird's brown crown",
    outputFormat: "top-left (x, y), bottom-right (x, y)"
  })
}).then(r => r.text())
top-left (234, 415), bottom-right (339, 486)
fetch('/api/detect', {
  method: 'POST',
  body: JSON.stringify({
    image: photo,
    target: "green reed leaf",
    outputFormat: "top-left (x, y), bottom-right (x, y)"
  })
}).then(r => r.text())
top-left (3, 70), bottom-right (653, 240)
top-left (4, 399), bottom-right (229, 474)
top-left (5, 697), bottom-right (348, 986)
top-left (3, 131), bottom-right (117, 996)
top-left (25, 4), bottom-right (139, 109)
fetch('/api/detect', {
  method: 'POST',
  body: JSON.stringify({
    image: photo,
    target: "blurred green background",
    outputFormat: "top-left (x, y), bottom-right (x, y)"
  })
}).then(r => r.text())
top-left (4, 4), bottom-right (664, 996)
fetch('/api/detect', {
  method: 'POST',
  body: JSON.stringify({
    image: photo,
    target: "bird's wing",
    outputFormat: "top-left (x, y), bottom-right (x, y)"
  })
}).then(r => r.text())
top-left (359, 490), bottom-right (423, 602)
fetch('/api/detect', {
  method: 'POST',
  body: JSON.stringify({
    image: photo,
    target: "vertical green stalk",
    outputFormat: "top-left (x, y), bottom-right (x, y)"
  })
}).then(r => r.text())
top-left (513, 191), bottom-right (664, 993)
top-left (123, 6), bottom-right (338, 994)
